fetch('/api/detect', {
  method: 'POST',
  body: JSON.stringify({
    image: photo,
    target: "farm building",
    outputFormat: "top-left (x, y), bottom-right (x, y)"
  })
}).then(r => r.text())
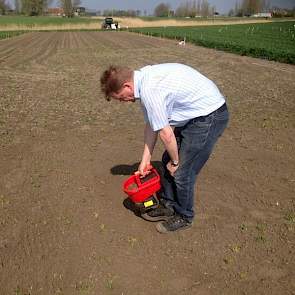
top-left (252, 12), bottom-right (272, 18)
top-left (47, 7), bottom-right (64, 16)
top-left (74, 7), bottom-right (86, 16)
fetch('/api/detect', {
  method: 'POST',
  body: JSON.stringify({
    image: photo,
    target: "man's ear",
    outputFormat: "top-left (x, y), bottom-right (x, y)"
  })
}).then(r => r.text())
top-left (123, 81), bottom-right (133, 90)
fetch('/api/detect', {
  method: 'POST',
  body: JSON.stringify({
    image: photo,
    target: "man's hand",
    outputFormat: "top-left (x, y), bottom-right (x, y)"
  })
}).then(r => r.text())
top-left (166, 161), bottom-right (179, 177)
top-left (138, 161), bottom-right (152, 176)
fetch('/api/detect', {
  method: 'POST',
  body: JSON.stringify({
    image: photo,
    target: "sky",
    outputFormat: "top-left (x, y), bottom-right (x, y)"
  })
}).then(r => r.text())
top-left (6, 0), bottom-right (295, 14)
top-left (79, 0), bottom-right (295, 14)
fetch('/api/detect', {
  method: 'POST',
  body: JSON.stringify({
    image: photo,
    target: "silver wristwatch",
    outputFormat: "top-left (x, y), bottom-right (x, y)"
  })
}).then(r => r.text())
top-left (171, 160), bottom-right (179, 167)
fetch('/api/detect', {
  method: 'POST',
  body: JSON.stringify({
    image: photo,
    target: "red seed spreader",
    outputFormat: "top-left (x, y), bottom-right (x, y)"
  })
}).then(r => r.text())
top-left (123, 165), bottom-right (161, 215)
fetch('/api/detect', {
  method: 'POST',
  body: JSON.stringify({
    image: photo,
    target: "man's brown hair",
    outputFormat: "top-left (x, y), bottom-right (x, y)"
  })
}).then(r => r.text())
top-left (100, 65), bottom-right (133, 101)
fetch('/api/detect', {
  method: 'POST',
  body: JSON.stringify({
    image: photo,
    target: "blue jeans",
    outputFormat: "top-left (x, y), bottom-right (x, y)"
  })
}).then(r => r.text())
top-left (161, 103), bottom-right (229, 222)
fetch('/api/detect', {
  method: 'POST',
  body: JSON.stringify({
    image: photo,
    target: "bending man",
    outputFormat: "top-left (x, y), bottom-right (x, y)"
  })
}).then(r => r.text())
top-left (100, 63), bottom-right (229, 233)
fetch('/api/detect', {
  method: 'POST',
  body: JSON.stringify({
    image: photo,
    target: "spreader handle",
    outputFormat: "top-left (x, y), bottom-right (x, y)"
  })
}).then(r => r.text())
top-left (134, 164), bottom-right (153, 176)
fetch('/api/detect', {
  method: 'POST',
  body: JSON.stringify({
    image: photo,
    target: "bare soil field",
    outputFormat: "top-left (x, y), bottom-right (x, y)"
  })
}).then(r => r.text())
top-left (0, 31), bottom-right (294, 295)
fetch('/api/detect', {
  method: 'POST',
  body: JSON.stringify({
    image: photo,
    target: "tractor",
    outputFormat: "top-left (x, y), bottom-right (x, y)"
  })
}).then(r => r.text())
top-left (101, 17), bottom-right (119, 30)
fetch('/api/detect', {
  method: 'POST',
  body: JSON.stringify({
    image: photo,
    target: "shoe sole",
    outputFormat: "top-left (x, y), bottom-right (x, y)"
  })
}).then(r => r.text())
top-left (141, 213), bottom-right (171, 222)
top-left (156, 221), bottom-right (192, 233)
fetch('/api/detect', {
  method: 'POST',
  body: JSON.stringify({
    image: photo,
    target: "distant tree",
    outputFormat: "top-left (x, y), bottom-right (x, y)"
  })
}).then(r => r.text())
top-left (154, 2), bottom-right (170, 17)
top-left (72, 0), bottom-right (80, 8)
top-left (127, 9), bottom-right (136, 17)
top-left (235, 0), bottom-right (270, 16)
top-left (169, 10), bottom-right (175, 17)
top-left (0, 0), bottom-right (10, 14)
top-left (175, 3), bottom-right (186, 17)
top-left (175, 0), bottom-right (214, 17)
top-left (228, 8), bottom-right (235, 16)
top-left (259, 0), bottom-right (271, 12)
top-left (229, 0), bottom-right (273, 16)
top-left (189, 0), bottom-right (197, 17)
top-left (272, 6), bottom-right (295, 17)
top-left (200, 0), bottom-right (209, 17)
top-left (14, 0), bottom-right (21, 13)
top-left (211, 5), bottom-right (216, 16)
top-left (175, 1), bottom-right (193, 17)
top-left (21, 0), bottom-right (52, 16)
top-left (59, 0), bottom-right (81, 17)
top-left (249, 0), bottom-right (256, 14)
top-left (196, 0), bottom-right (201, 15)
top-left (102, 9), bottom-right (139, 17)
top-left (234, 0), bottom-right (240, 16)
top-left (103, 9), bottom-right (111, 16)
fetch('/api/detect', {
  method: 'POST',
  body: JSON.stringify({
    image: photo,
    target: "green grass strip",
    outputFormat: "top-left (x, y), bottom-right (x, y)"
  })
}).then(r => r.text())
top-left (0, 16), bottom-right (100, 26)
top-left (0, 31), bottom-right (27, 40)
top-left (131, 21), bottom-right (295, 64)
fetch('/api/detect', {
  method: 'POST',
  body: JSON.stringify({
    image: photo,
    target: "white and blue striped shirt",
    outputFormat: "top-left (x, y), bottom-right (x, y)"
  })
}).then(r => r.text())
top-left (134, 63), bottom-right (225, 131)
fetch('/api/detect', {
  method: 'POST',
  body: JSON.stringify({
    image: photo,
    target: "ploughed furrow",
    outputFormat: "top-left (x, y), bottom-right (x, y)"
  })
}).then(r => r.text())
top-left (0, 30), bottom-right (180, 68)
top-left (60, 31), bottom-right (70, 49)
top-left (0, 32), bottom-right (33, 52)
top-left (15, 32), bottom-right (62, 66)
top-left (0, 47), bottom-right (16, 62)
top-left (32, 32), bottom-right (62, 64)
top-left (13, 32), bottom-right (54, 65)
top-left (0, 32), bottom-right (61, 67)
top-left (89, 31), bottom-right (132, 49)
top-left (55, 31), bottom-right (81, 49)
top-left (89, 31), bottom-right (168, 50)
top-left (0, 31), bottom-right (173, 67)
top-left (81, 32), bottom-right (110, 50)
top-left (74, 31), bottom-right (95, 48)
top-left (0, 33), bottom-right (46, 65)
top-left (0, 33), bottom-right (38, 65)
top-left (69, 31), bottom-right (81, 49)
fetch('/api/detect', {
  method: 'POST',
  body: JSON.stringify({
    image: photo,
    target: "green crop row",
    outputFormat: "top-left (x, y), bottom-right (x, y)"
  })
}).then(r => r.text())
top-left (0, 31), bottom-right (27, 40)
top-left (131, 21), bottom-right (295, 64)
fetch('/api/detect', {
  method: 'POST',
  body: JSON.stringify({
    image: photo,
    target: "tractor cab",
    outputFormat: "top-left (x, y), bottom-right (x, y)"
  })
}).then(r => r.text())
top-left (101, 17), bottom-right (119, 30)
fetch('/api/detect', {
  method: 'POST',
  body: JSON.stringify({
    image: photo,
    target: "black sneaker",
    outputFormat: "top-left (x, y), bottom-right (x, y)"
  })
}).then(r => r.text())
top-left (156, 215), bottom-right (192, 233)
top-left (141, 204), bottom-right (174, 222)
